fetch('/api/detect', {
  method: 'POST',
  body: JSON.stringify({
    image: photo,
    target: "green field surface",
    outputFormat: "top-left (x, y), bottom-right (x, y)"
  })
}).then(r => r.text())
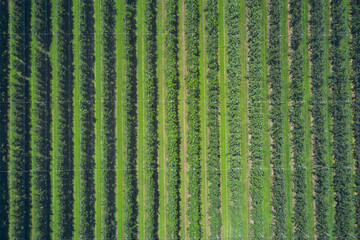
top-left (2, 0), bottom-right (360, 239)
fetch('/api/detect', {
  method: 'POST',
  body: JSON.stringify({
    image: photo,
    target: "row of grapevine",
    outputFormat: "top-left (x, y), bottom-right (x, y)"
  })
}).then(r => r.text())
top-left (51, 0), bottom-right (74, 238)
top-left (123, 0), bottom-right (138, 238)
top-left (351, 0), bottom-right (360, 238)
top-left (77, 0), bottom-right (95, 238)
top-left (0, 0), bottom-right (9, 237)
top-left (248, 0), bottom-right (265, 238)
top-left (8, 0), bottom-right (31, 238)
top-left (100, 0), bottom-right (117, 238)
top-left (331, 0), bottom-right (355, 237)
top-left (289, 0), bottom-right (308, 237)
top-left (269, 0), bottom-right (287, 238)
top-left (164, 0), bottom-right (181, 237)
top-left (30, 0), bottom-right (51, 238)
top-left (184, 0), bottom-right (201, 237)
top-left (310, 0), bottom-right (331, 237)
top-left (143, 0), bottom-right (159, 238)
top-left (225, 0), bottom-right (242, 237)
top-left (205, 0), bottom-right (221, 238)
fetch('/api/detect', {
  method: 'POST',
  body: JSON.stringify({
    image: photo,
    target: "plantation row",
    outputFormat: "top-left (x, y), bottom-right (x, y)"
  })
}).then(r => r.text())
top-left (1, 0), bottom-right (360, 239)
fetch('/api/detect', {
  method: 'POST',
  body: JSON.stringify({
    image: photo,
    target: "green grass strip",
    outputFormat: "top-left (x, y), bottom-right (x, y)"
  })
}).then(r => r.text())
top-left (280, 0), bottom-right (293, 238)
top-left (94, 0), bottom-right (102, 237)
top-left (218, 1), bottom-right (229, 238)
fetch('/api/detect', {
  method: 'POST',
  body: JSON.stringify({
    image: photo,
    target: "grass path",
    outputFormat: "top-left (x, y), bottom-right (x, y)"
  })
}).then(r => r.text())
top-left (323, 0), bottom-right (335, 236)
top-left (136, 0), bottom-right (145, 238)
top-left (239, 1), bottom-right (249, 238)
top-left (115, 0), bottom-right (125, 238)
top-left (219, 1), bottom-right (229, 238)
top-left (199, 0), bottom-right (208, 237)
top-left (260, 0), bottom-right (272, 237)
top-left (301, 0), bottom-right (315, 238)
top-left (94, 0), bottom-right (102, 237)
top-left (50, 1), bottom-right (58, 237)
top-left (280, 0), bottom-right (294, 238)
top-left (72, 0), bottom-right (80, 237)
top-left (157, 0), bottom-right (167, 238)
top-left (179, 0), bottom-right (188, 237)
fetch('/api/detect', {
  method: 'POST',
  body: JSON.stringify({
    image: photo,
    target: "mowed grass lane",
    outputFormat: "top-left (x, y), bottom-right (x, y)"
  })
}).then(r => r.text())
top-left (323, 0), bottom-right (335, 235)
top-left (179, 0), bottom-right (189, 237)
top-left (199, 0), bottom-right (208, 237)
top-left (302, 0), bottom-right (315, 237)
top-left (239, 1), bottom-right (249, 237)
top-left (157, 0), bottom-right (167, 238)
top-left (115, 0), bottom-right (125, 238)
top-left (137, 0), bottom-right (145, 237)
top-left (94, 0), bottom-right (102, 237)
top-left (72, 0), bottom-right (81, 237)
top-left (280, 0), bottom-right (294, 238)
top-left (218, 1), bottom-right (229, 238)
top-left (260, 0), bottom-right (272, 237)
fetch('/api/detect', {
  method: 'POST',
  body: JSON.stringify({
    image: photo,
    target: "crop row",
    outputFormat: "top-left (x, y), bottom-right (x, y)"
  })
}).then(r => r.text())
top-left (247, 0), bottom-right (265, 238)
top-left (143, 0), bottom-right (159, 238)
top-left (184, 0), bottom-right (201, 237)
top-left (0, 0), bottom-right (9, 237)
top-left (8, 0), bottom-right (31, 238)
top-left (205, 0), bottom-right (221, 238)
top-left (30, 0), bottom-right (51, 238)
top-left (164, 0), bottom-right (181, 238)
top-left (100, 0), bottom-right (117, 238)
top-left (269, 0), bottom-right (287, 238)
top-left (332, 0), bottom-right (355, 237)
top-left (310, 0), bottom-right (331, 238)
top-left (352, 0), bottom-right (360, 238)
top-left (51, 0), bottom-right (74, 238)
top-left (225, 0), bottom-right (242, 237)
top-left (123, 0), bottom-right (138, 239)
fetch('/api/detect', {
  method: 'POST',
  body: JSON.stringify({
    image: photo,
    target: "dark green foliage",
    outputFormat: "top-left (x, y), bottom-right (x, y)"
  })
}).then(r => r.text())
top-left (184, 0), bottom-right (201, 238)
top-left (351, 0), bottom-right (360, 238)
top-left (289, 0), bottom-right (308, 237)
top-left (331, 0), bottom-right (355, 237)
top-left (101, 0), bottom-right (117, 238)
top-left (77, 0), bottom-right (95, 238)
top-left (30, 0), bottom-right (51, 239)
top-left (247, 0), bottom-right (264, 238)
top-left (8, 0), bottom-right (31, 238)
top-left (310, 0), bottom-right (331, 238)
top-left (123, 0), bottom-right (138, 238)
top-left (0, 0), bottom-right (9, 237)
top-left (164, 0), bottom-right (181, 238)
top-left (225, 0), bottom-right (242, 237)
top-left (205, 0), bottom-right (221, 238)
top-left (144, 0), bottom-right (159, 238)
top-left (51, 0), bottom-right (74, 238)
top-left (269, 0), bottom-right (286, 238)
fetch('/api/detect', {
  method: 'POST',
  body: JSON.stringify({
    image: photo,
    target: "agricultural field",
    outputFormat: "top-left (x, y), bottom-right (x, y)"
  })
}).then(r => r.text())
top-left (1, 0), bottom-right (360, 239)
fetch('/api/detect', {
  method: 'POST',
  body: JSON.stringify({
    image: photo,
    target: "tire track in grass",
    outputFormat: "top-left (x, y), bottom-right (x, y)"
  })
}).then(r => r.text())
top-left (239, 1), bottom-right (249, 237)
top-left (179, 0), bottom-right (188, 237)
top-left (199, 0), bottom-right (208, 237)
top-left (94, 0), bottom-right (102, 237)
top-left (137, 0), bottom-right (145, 238)
top-left (302, 0), bottom-right (315, 237)
top-left (157, 0), bottom-right (167, 237)
top-left (219, 1), bottom-right (229, 237)
top-left (260, 0), bottom-right (272, 237)
top-left (115, 0), bottom-right (125, 238)
top-left (280, 0), bottom-right (294, 238)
